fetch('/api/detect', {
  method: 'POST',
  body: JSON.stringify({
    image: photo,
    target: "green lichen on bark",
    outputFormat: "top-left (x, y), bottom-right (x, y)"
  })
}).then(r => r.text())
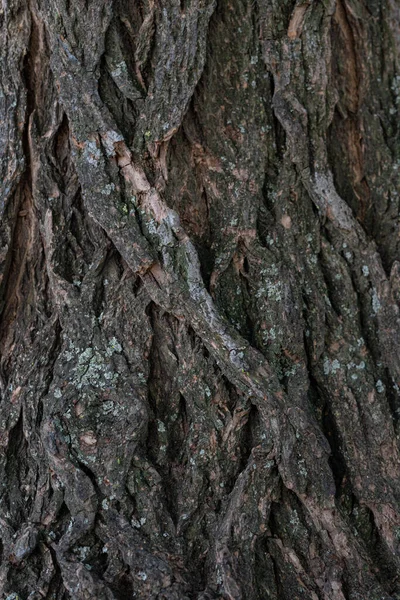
top-left (0, 0), bottom-right (400, 598)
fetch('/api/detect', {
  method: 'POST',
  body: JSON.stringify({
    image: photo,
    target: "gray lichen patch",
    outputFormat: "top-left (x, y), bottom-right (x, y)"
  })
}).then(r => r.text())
top-left (73, 347), bottom-right (119, 390)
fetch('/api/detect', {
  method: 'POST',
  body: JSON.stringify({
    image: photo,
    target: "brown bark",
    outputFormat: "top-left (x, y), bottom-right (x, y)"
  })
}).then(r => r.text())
top-left (1, 0), bottom-right (400, 598)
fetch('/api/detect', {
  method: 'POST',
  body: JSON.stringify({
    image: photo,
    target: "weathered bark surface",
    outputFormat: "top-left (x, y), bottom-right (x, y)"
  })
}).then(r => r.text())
top-left (1, 0), bottom-right (400, 598)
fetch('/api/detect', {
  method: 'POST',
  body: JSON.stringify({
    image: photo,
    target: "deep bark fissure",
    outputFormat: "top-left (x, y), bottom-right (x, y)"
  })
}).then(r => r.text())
top-left (1, 0), bottom-right (400, 598)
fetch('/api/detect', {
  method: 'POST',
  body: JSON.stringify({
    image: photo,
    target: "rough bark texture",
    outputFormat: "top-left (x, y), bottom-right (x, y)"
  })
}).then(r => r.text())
top-left (1, 0), bottom-right (400, 598)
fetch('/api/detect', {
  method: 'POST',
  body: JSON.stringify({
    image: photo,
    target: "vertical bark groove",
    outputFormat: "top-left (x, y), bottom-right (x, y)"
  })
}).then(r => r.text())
top-left (1, 0), bottom-right (400, 598)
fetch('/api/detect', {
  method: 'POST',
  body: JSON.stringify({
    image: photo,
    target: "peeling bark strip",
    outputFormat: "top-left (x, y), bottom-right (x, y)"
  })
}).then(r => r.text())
top-left (287, 3), bottom-right (310, 40)
top-left (1, 0), bottom-right (400, 598)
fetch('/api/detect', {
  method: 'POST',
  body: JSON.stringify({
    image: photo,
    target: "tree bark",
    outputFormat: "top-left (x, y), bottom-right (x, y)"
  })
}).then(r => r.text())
top-left (1, 0), bottom-right (400, 598)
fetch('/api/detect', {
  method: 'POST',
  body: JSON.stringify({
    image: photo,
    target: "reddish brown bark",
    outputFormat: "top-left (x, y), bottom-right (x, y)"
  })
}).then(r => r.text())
top-left (1, 0), bottom-right (400, 598)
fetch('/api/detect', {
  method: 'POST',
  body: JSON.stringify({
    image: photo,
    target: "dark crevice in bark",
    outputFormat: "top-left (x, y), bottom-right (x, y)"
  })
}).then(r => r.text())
top-left (146, 413), bottom-right (159, 466)
top-left (305, 366), bottom-right (349, 506)
top-left (53, 502), bottom-right (72, 543)
top-left (1, 0), bottom-right (400, 597)
top-left (53, 114), bottom-right (71, 181)
top-left (256, 204), bottom-right (275, 245)
top-left (98, 54), bottom-right (138, 147)
top-left (265, 533), bottom-right (285, 600)
top-left (35, 318), bottom-right (64, 429)
top-left (340, 575), bottom-right (351, 600)
top-left (47, 543), bottom-right (67, 598)
top-left (5, 409), bottom-right (28, 526)
top-left (347, 495), bottom-right (400, 594)
top-left (238, 403), bottom-right (258, 465)
top-left (73, 454), bottom-right (102, 505)
top-left (318, 392), bottom-right (345, 498)
top-left (198, 241), bottom-right (215, 293)
top-left (0, 8), bottom-right (38, 361)
top-left (110, 570), bottom-right (135, 600)
top-left (384, 366), bottom-right (400, 433)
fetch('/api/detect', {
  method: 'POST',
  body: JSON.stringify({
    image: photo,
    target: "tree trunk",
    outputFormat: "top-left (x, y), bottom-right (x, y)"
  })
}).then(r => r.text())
top-left (1, 0), bottom-right (400, 598)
